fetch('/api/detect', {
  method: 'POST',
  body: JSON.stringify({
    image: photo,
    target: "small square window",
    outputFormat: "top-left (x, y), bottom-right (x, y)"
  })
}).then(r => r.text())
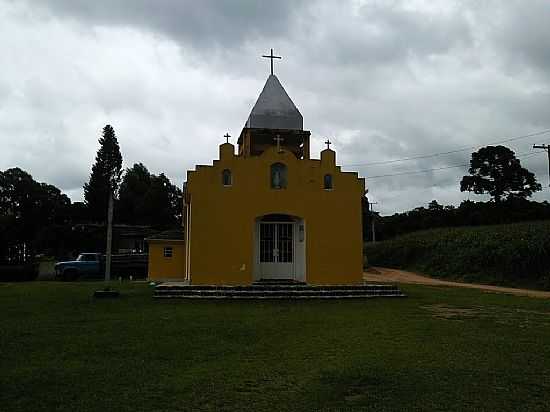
top-left (163, 247), bottom-right (173, 258)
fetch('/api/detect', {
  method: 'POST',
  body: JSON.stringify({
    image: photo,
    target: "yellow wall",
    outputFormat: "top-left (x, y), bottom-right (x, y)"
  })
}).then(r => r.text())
top-left (148, 241), bottom-right (186, 281)
top-left (185, 142), bottom-right (365, 285)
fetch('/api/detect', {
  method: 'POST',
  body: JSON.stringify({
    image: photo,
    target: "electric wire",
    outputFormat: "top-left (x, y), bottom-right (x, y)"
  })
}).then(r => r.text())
top-left (364, 150), bottom-right (546, 180)
top-left (342, 128), bottom-right (550, 167)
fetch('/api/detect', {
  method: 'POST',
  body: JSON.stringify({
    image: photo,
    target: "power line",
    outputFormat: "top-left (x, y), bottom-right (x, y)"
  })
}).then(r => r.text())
top-left (343, 128), bottom-right (550, 167)
top-left (365, 150), bottom-right (546, 180)
top-left (366, 163), bottom-right (468, 180)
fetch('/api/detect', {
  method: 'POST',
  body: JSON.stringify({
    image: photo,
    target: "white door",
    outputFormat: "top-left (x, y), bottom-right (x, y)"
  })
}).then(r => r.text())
top-left (258, 222), bottom-right (295, 279)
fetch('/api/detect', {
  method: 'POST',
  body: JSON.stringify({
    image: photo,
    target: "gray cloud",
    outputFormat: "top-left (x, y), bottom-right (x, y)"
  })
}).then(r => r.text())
top-left (1, 0), bottom-right (550, 215)
top-left (31, 0), bottom-right (306, 49)
top-left (476, 0), bottom-right (550, 75)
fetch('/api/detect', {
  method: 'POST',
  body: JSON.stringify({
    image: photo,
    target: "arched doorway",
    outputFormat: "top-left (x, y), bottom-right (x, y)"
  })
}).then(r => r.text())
top-left (254, 214), bottom-right (306, 281)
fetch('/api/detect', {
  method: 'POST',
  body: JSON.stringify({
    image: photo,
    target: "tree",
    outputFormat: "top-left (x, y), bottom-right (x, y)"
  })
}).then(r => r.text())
top-left (460, 145), bottom-right (541, 202)
top-left (117, 163), bottom-right (151, 224)
top-left (142, 173), bottom-right (182, 227)
top-left (0, 168), bottom-right (71, 262)
top-left (0, 168), bottom-right (71, 228)
top-left (117, 164), bottom-right (182, 227)
top-left (83, 125), bottom-right (123, 222)
top-left (69, 202), bottom-right (90, 224)
top-left (428, 200), bottom-right (444, 211)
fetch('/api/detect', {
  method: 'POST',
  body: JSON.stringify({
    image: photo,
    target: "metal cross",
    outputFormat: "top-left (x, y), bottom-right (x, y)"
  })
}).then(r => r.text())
top-left (262, 48), bottom-right (282, 76)
top-left (224, 132), bottom-right (231, 144)
top-left (325, 139), bottom-right (332, 150)
top-left (274, 135), bottom-right (284, 152)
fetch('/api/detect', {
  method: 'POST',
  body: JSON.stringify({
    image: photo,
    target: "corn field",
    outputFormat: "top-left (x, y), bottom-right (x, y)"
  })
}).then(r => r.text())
top-left (364, 220), bottom-right (550, 290)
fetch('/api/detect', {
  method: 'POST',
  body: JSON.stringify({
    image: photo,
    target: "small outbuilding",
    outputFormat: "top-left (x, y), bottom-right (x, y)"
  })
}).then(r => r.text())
top-left (147, 229), bottom-right (185, 281)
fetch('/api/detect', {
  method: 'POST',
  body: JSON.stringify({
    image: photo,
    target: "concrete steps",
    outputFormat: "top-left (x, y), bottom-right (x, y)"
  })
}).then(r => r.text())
top-left (252, 278), bottom-right (307, 286)
top-left (154, 282), bottom-right (406, 299)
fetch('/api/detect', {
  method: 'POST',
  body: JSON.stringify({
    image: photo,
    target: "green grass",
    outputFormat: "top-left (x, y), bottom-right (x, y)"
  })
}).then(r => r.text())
top-left (365, 220), bottom-right (550, 290)
top-left (1, 282), bottom-right (550, 411)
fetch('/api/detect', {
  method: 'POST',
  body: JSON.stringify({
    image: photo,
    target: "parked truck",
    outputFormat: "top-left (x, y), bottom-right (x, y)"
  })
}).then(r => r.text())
top-left (54, 253), bottom-right (148, 280)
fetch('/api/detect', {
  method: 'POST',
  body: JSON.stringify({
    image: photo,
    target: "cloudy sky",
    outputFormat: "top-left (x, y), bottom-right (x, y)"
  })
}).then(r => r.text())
top-left (1, 0), bottom-right (550, 214)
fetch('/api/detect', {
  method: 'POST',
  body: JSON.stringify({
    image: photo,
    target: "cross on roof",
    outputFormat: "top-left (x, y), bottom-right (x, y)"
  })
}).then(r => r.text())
top-left (262, 48), bottom-right (282, 76)
top-left (224, 132), bottom-right (231, 144)
top-left (274, 135), bottom-right (284, 152)
top-left (325, 139), bottom-right (332, 150)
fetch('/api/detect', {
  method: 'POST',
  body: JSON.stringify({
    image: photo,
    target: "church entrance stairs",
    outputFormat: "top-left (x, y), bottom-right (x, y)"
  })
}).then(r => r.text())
top-left (153, 282), bottom-right (405, 299)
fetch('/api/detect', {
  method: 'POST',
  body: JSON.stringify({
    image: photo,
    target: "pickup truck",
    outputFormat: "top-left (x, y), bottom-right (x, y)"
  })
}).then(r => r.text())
top-left (55, 253), bottom-right (147, 280)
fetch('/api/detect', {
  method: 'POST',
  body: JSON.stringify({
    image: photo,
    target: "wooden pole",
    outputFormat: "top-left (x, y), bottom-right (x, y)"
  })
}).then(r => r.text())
top-left (369, 202), bottom-right (378, 243)
top-left (533, 144), bottom-right (550, 187)
top-left (105, 191), bottom-right (114, 282)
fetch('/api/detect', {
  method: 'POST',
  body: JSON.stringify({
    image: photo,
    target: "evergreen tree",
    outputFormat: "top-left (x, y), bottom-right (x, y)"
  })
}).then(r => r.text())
top-left (83, 125), bottom-right (122, 222)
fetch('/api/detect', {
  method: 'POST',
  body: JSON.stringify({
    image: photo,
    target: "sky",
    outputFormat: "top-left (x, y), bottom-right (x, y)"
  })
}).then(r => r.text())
top-left (1, 0), bottom-right (550, 215)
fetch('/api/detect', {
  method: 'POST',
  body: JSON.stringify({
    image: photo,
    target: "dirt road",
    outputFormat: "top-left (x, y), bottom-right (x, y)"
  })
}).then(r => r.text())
top-left (364, 267), bottom-right (550, 299)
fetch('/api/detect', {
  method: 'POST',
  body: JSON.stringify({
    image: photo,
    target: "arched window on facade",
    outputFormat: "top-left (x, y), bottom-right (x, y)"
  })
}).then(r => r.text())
top-left (271, 163), bottom-right (287, 189)
top-left (324, 174), bottom-right (333, 190)
top-left (222, 169), bottom-right (232, 186)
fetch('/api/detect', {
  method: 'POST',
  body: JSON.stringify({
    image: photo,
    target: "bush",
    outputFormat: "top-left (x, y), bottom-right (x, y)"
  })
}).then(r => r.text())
top-left (0, 264), bottom-right (38, 282)
top-left (364, 221), bottom-right (550, 290)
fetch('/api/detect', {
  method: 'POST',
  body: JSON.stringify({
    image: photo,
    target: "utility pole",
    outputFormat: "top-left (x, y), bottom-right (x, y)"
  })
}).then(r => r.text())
top-left (533, 144), bottom-right (550, 187)
top-left (105, 190), bottom-right (114, 282)
top-left (368, 201), bottom-right (378, 243)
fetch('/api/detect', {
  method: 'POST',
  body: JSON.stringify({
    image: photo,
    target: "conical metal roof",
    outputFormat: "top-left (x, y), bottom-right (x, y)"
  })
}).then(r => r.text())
top-left (245, 74), bottom-right (303, 130)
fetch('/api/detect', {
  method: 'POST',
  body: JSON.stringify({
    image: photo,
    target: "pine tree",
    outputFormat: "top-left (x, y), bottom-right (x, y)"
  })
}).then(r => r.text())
top-left (83, 125), bottom-right (123, 222)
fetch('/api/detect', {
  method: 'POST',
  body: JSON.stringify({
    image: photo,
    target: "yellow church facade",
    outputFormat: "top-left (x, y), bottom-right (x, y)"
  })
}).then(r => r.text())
top-left (148, 73), bottom-right (365, 285)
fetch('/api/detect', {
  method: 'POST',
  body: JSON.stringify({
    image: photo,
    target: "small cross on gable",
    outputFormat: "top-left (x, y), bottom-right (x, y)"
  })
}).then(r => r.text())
top-left (325, 139), bottom-right (332, 150)
top-left (274, 135), bottom-right (284, 152)
top-left (224, 133), bottom-right (231, 144)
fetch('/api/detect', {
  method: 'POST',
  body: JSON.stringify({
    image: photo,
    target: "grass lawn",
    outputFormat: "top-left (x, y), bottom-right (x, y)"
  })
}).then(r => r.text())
top-left (1, 282), bottom-right (550, 411)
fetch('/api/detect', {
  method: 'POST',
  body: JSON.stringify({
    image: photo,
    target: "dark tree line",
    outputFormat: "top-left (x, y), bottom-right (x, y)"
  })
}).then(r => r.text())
top-left (367, 198), bottom-right (550, 241)
top-left (0, 168), bottom-right (72, 263)
top-left (1, 125), bottom-right (182, 264)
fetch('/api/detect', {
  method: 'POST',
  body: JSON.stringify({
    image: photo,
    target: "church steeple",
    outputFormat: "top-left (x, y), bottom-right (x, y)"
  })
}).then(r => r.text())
top-left (245, 74), bottom-right (303, 130)
top-left (238, 51), bottom-right (310, 159)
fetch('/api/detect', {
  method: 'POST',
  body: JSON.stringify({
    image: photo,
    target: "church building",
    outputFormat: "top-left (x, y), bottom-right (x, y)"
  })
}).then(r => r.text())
top-left (148, 64), bottom-right (366, 285)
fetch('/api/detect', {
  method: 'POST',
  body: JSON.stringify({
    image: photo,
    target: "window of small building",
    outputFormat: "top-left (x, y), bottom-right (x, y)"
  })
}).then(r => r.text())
top-left (163, 247), bottom-right (173, 258)
top-left (222, 169), bottom-right (232, 186)
top-left (271, 163), bottom-right (287, 189)
top-left (324, 174), bottom-right (333, 190)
